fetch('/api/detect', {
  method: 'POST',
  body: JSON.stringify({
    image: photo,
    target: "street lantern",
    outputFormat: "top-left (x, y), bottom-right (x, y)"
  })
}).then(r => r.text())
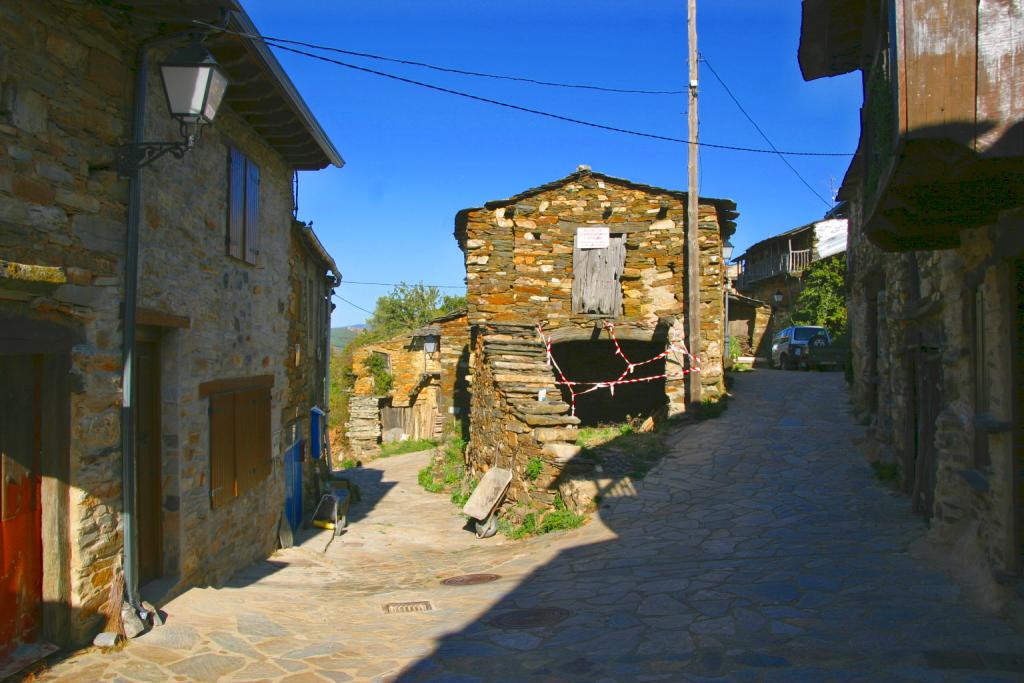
top-left (722, 240), bottom-right (734, 262)
top-left (772, 289), bottom-right (784, 307)
top-left (160, 38), bottom-right (228, 127)
top-left (116, 36), bottom-right (228, 175)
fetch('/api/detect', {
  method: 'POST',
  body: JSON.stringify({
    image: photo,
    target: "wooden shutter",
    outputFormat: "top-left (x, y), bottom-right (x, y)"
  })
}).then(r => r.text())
top-left (244, 159), bottom-right (260, 265)
top-left (572, 234), bottom-right (625, 315)
top-left (233, 389), bottom-right (257, 495)
top-left (234, 388), bottom-right (272, 495)
top-left (209, 393), bottom-right (236, 508)
top-left (227, 147), bottom-right (245, 260)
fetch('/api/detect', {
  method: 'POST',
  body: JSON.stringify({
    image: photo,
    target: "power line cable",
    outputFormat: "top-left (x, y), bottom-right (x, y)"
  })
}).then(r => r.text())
top-left (332, 293), bottom-right (375, 316)
top-left (700, 54), bottom-right (834, 208)
top-left (196, 22), bottom-right (685, 96)
top-left (340, 279), bottom-right (465, 289)
top-left (243, 37), bottom-right (852, 157)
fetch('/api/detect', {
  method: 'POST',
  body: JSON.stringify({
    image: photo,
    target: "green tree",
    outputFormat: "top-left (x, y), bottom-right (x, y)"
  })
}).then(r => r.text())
top-left (792, 253), bottom-right (847, 337)
top-left (365, 283), bottom-right (464, 338)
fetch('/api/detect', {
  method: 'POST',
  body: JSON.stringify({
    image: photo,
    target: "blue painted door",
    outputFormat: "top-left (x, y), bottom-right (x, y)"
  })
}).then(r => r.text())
top-left (283, 440), bottom-right (303, 532)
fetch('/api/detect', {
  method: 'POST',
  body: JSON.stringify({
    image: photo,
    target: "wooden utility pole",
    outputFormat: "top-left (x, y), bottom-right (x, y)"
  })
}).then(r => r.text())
top-left (686, 0), bottom-right (702, 404)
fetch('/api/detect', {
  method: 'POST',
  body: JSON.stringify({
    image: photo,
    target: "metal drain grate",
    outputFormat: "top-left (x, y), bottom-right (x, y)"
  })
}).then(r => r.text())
top-left (382, 601), bottom-right (433, 614)
top-left (488, 607), bottom-right (570, 629)
top-left (441, 573), bottom-right (501, 586)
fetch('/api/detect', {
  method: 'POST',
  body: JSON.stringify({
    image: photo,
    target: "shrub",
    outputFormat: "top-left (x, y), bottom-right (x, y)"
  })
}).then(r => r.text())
top-left (417, 434), bottom-right (467, 495)
top-left (525, 457), bottom-right (543, 481)
top-left (728, 335), bottom-right (742, 361)
top-left (363, 352), bottom-right (393, 395)
top-left (695, 396), bottom-right (729, 420)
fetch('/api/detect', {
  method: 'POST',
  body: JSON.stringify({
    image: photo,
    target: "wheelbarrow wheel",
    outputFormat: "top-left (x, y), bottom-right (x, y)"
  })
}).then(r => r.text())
top-left (475, 513), bottom-right (498, 539)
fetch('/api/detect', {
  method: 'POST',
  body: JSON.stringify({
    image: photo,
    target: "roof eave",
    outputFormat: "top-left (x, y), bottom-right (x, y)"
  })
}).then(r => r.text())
top-left (228, 8), bottom-right (344, 169)
top-left (798, 0), bottom-right (867, 81)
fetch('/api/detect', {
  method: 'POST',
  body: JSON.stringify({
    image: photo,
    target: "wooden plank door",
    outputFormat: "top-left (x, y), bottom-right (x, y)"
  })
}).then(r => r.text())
top-left (572, 234), bottom-right (626, 315)
top-left (1, 354), bottom-right (43, 659)
top-left (911, 347), bottom-right (942, 519)
top-left (134, 337), bottom-right (162, 585)
top-left (1013, 259), bottom-right (1023, 572)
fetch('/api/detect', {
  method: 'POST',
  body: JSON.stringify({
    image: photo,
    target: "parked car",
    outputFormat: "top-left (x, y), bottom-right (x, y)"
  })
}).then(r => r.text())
top-left (771, 326), bottom-right (831, 370)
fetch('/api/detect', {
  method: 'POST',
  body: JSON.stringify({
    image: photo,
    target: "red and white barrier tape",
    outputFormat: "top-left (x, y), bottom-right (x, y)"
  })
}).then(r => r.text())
top-left (535, 321), bottom-right (701, 416)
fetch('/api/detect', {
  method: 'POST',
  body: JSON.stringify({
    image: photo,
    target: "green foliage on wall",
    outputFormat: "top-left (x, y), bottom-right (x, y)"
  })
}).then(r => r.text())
top-left (363, 352), bottom-right (393, 395)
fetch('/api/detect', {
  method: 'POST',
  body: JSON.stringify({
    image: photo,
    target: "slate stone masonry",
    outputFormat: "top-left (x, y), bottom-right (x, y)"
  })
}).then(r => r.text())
top-left (454, 170), bottom-right (737, 512)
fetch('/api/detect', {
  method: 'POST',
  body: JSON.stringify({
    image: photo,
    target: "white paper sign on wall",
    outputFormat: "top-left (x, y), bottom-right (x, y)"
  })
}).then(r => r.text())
top-left (576, 227), bottom-right (610, 249)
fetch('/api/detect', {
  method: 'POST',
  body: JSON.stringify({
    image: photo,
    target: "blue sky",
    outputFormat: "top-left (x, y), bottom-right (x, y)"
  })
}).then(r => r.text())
top-left (243, 1), bottom-right (862, 327)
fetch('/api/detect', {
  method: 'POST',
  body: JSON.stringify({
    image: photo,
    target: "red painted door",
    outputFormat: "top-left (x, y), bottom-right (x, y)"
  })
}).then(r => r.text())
top-left (0, 355), bottom-right (43, 660)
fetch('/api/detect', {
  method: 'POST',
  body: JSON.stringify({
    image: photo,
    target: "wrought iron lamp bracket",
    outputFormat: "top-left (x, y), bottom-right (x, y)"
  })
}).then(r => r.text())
top-left (116, 121), bottom-right (203, 176)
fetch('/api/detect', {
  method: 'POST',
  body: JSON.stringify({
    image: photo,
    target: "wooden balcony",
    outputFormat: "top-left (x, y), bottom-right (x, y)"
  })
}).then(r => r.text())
top-left (737, 249), bottom-right (813, 290)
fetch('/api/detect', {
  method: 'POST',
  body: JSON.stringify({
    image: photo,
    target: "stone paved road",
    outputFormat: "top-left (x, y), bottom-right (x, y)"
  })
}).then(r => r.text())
top-left (31, 371), bottom-right (1024, 682)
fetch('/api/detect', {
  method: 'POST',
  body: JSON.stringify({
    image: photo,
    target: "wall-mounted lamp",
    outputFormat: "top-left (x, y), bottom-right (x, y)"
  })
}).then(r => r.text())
top-left (117, 36), bottom-right (228, 174)
top-left (772, 289), bottom-right (784, 307)
top-left (722, 240), bottom-right (734, 262)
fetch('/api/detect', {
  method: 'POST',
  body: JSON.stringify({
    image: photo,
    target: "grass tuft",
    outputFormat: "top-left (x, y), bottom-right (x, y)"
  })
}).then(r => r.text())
top-left (871, 461), bottom-right (900, 483)
top-left (378, 438), bottom-right (437, 458)
top-left (497, 495), bottom-right (584, 539)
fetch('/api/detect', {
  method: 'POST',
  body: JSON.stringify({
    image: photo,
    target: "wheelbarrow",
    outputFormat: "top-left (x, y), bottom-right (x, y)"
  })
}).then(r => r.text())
top-left (462, 467), bottom-right (512, 538)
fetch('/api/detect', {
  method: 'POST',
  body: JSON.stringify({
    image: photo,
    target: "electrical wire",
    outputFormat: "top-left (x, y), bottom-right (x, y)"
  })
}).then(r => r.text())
top-left (700, 54), bottom-right (834, 208)
top-left (195, 22), bottom-right (684, 96)
top-left (226, 33), bottom-right (852, 157)
top-left (332, 293), bottom-right (375, 315)
top-left (340, 280), bottom-right (465, 289)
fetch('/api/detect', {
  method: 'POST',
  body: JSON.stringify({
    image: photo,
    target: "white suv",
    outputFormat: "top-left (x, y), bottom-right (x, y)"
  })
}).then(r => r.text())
top-left (771, 326), bottom-right (830, 370)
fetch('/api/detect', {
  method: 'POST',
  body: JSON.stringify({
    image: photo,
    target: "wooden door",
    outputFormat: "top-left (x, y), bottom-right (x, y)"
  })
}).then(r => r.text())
top-left (135, 337), bottom-right (162, 585)
top-left (1013, 259), bottom-right (1023, 572)
top-left (1, 354), bottom-right (43, 659)
top-left (911, 346), bottom-right (942, 519)
top-left (572, 234), bottom-right (626, 315)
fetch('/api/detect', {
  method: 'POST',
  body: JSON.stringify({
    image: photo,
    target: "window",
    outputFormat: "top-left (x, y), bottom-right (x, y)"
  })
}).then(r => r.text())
top-left (227, 146), bottom-right (260, 265)
top-left (572, 232), bottom-right (625, 315)
top-left (203, 379), bottom-right (272, 509)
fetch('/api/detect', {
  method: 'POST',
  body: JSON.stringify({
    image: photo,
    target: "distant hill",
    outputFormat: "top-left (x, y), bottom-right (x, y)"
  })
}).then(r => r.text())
top-left (331, 325), bottom-right (365, 350)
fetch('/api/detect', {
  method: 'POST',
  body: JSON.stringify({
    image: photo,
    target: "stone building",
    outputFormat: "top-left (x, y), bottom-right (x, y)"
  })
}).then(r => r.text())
top-left (346, 310), bottom-right (470, 458)
top-left (0, 0), bottom-right (342, 665)
top-left (454, 168), bottom-right (737, 511)
top-left (734, 215), bottom-right (847, 355)
top-left (799, 0), bottom-right (1023, 592)
top-left (726, 292), bottom-right (772, 362)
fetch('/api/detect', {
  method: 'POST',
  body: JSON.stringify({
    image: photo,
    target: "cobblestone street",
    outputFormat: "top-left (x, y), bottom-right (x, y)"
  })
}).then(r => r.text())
top-left (33, 371), bottom-right (1024, 682)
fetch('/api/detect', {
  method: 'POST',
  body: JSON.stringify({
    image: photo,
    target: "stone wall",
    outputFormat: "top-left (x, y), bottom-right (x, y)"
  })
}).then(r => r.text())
top-left (346, 396), bottom-right (383, 460)
top-left (0, 0), bottom-right (138, 644)
top-left (455, 171), bottom-right (735, 512)
top-left (456, 171), bottom-right (732, 399)
top-left (466, 323), bottom-right (581, 513)
top-left (346, 312), bottom-right (471, 449)
top-left (352, 336), bottom-right (430, 407)
top-left (0, 0), bottom-right (336, 645)
top-left (436, 312), bottom-right (472, 423)
top-left (847, 191), bottom-right (1022, 584)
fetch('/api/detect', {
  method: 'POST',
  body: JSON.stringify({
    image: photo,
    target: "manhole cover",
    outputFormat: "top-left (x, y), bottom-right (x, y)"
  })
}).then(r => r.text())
top-left (382, 601), bottom-right (433, 614)
top-left (488, 607), bottom-right (570, 629)
top-left (441, 573), bottom-right (501, 586)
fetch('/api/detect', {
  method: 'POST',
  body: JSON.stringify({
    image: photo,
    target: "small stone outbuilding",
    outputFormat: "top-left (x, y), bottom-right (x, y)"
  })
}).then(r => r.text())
top-left (454, 168), bottom-right (737, 511)
top-left (346, 310), bottom-right (470, 458)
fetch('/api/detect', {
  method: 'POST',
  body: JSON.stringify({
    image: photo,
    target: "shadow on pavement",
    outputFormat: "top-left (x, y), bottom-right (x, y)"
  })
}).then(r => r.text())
top-left (395, 372), bottom-right (1024, 682)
